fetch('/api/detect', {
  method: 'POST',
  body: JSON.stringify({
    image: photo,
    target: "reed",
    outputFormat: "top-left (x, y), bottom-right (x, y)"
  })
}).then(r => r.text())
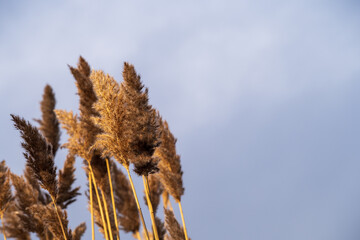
top-left (2, 57), bottom-right (191, 240)
top-left (154, 119), bottom-right (189, 240)
top-left (0, 161), bottom-right (12, 240)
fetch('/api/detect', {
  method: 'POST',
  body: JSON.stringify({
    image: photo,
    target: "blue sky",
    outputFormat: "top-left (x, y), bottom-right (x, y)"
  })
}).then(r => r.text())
top-left (1, 0), bottom-right (360, 239)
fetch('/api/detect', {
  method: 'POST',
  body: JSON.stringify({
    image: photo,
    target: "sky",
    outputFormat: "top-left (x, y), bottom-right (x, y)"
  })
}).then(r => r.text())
top-left (1, 0), bottom-right (360, 239)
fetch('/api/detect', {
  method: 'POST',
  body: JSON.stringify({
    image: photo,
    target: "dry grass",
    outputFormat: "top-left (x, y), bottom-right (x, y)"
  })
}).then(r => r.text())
top-left (1, 57), bottom-right (190, 240)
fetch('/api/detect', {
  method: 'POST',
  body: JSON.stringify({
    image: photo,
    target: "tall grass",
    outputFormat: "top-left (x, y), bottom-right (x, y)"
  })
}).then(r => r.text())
top-left (1, 57), bottom-right (190, 240)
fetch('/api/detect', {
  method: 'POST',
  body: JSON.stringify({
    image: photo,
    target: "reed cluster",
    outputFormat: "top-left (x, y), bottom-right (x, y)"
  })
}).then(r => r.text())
top-left (1, 57), bottom-right (190, 240)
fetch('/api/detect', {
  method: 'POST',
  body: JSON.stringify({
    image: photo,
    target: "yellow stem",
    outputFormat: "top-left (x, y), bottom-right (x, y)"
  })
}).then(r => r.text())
top-left (135, 231), bottom-right (142, 240)
top-left (89, 169), bottom-right (110, 240)
top-left (89, 175), bottom-right (95, 240)
top-left (50, 196), bottom-right (67, 240)
top-left (101, 187), bottom-right (114, 240)
top-left (177, 201), bottom-right (188, 240)
top-left (1, 213), bottom-right (6, 240)
top-left (106, 158), bottom-right (120, 240)
top-left (143, 175), bottom-right (159, 240)
top-left (125, 166), bottom-right (150, 240)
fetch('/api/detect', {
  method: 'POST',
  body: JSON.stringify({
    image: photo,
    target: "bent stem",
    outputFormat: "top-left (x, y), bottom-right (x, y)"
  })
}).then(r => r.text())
top-left (125, 166), bottom-right (149, 240)
top-left (50, 195), bottom-right (67, 240)
top-left (177, 201), bottom-right (189, 240)
top-left (89, 175), bottom-right (95, 240)
top-left (1, 213), bottom-right (6, 240)
top-left (143, 175), bottom-right (159, 240)
top-left (89, 168), bottom-right (110, 240)
top-left (101, 187), bottom-right (114, 240)
top-left (106, 158), bottom-right (120, 240)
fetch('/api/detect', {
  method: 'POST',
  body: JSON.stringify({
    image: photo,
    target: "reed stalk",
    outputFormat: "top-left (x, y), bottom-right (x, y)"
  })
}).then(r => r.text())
top-left (135, 231), bottom-right (142, 240)
top-left (106, 158), bottom-right (120, 240)
top-left (125, 166), bottom-right (149, 240)
top-left (1, 213), bottom-right (6, 240)
top-left (89, 175), bottom-right (95, 240)
top-left (142, 175), bottom-right (159, 240)
top-left (177, 201), bottom-right (188, 240)
top-left (101, 189), bottom-right (114, 240)
top-left (89, 169), bottom-right (109, 240)
top-left (50, 195), bottom-right (67, 240)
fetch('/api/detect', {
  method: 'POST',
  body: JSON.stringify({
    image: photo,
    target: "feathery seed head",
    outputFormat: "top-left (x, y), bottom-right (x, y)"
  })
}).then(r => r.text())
top-left (164, 209), bottom-right (185, 240)
top-left (0, 161), bottom-right (12, 213)
top-left (36, 84), bottom-right (61, 156)
top-left (57, 154), bottom-right (81, 209)
top-left (155, 119), bottom-right (184, 202)
top-left (11, 114), bottom-right (58, 197)
top-left (90, 70), bottom-right (129, 166)
top-left (120, 62), bottom-right (161, 175)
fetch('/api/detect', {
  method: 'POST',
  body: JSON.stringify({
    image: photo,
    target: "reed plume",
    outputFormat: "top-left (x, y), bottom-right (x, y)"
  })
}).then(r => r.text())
top-left (2, 204), bottom-right (31, 240)
top-left (24, 165), bottom-right (50, 205)
top-left (0, 161), bottom-right (12, 215)
top-left (155, 119), bottom-right (188, 240)
top-left (155, 120), bottom-right (184, 202)
top-left (57, 154), bottom-right (81, 209)
top-left (164, 209), bottom-right (185, 240)
top-left (11, 114), bottom-right (58, 198)
top-left (11, 114), bottom-right (68, 240)
top-left (35, 84), bottom-right (61, 156)
top-left (72, 222), bottom-right (87, 240)
top-left (120, 62), bottom-right (161, 176)
top-left (8, 173), bottom-right (47, 239)
top-left (91, 69), bottom-right (150, 240)
top-left (3, 57), bottom-right (192, 240)
top-left (29, 204), bottom-right (71, 240)
top-left (0, 160), bottom-right (12, 240)
top-left (155, 217), bottom-right (166, 240)
top-left (71, 223), bottom-right (86, 240)
top-left (69, 56), bottom-right (101, 152)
